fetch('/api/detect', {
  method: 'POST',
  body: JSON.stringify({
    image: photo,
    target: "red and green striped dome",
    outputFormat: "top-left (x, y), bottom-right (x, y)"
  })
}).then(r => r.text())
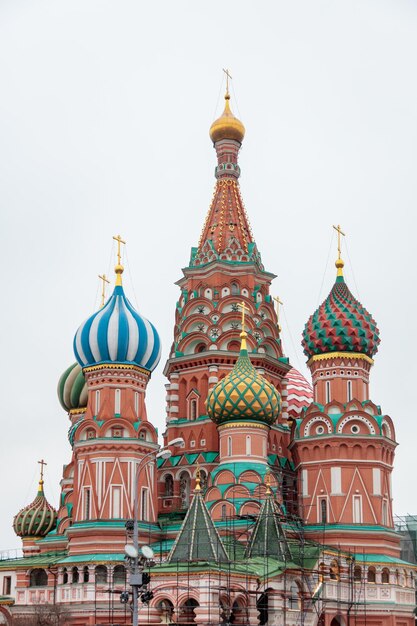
top-left (13, 481), bottom-right (57, 538)
top-left (302, 274), bottom-right (380, 359)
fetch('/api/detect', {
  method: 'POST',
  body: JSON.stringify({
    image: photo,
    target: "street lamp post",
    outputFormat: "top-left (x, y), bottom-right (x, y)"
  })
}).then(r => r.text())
top-left (126, 438), bottom-right (184, 626)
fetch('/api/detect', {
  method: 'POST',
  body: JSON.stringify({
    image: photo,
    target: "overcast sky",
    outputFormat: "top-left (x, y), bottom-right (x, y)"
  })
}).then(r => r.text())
top-left (1, 0), bottom-right (416, 552)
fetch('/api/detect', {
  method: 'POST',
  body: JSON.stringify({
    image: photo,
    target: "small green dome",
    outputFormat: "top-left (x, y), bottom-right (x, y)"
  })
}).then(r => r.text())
top-left (206, 336), bottom-right (281, 425)
top-left (13, 481), bottom-right (57, 538)
top-left (58, 363), bottom-right (87, 412)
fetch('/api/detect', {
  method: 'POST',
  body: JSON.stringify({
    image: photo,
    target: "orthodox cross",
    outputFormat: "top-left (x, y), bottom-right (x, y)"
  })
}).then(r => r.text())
top-left (195, 464), bottom-right (201, 492)
top-left (238, 301), bottom-right (250, 333)
top-left (38, 459), bottom-right (47, 482)
top-left (113, 234), bottom-right (126, 266)
top-left (265, 470), bottom-right (272, 495)
top-left (223, 68), bottom-right (232, 95)
top-left (333, 224), bottom-right (345, 259)
top-left (273, 296), bottom-right (283, 328)
top-left (98, 273), bottom-right (110, 307)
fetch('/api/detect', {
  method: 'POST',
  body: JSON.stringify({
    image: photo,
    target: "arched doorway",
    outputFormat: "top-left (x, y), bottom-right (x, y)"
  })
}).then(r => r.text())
top-left (178, 598), bottom-right (199, 625)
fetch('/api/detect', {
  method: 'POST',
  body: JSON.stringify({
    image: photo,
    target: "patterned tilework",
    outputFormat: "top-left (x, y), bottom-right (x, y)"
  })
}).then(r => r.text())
top-left (286, 368), bottom-right (313, 419)
top-left (206, 347), bottom-right (281, 425)
top-left (302, 277), bottom-right (380, 359)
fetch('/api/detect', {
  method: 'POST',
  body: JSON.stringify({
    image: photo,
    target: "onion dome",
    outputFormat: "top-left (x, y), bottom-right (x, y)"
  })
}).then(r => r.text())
top-left (68, 416), bottom-right (84, 447)
top-left (58, 363), bottom-right (87, 412)
top-left (209, 90), bottom-right (245, 144)
top-left (302, 258), bottom-right (380, 359)
top-left (207, 330), bottom-right (281, 425)
top-left (73, 260), bottom-right (161, 372)
top-left (13, 476), bottom-right (57, 538)
top-left (285, 368), bottom-right (313, 419)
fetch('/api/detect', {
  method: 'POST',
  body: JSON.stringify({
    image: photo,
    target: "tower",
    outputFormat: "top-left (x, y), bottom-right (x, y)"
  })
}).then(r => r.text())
top-left (56, 241), bottom-right (162, 557)
top-left (290, 231), bottom-right (398, 555)
top-left (159, 85), bottom-right (293, 516)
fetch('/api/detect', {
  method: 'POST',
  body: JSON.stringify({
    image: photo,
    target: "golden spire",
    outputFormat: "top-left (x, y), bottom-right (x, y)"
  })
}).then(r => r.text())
top-left (265, 470), bottom-right (272, 496)
top-left (98, 273), bottom-right (110, 307)
top-left (37, 459), bottom-right (47, 494)
top-left (238, 301), bottom-right (250, 351)
top-left (195, 464), bottom-right (201, 493)
top-left (333, 224), bottom-right (345, 278)
top-left (273, 296), bottom-right (283, 333)
top-left (113, 234), bottom-right (126, 286)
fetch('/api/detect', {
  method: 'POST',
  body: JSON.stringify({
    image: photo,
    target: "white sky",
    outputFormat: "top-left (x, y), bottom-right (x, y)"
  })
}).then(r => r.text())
top-left (1, 0), bottom-right (416, 551)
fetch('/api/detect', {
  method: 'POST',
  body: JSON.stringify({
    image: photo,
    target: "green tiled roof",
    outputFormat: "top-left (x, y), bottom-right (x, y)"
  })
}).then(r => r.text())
top-left (168, 491), bottom-right (228, 563)
top-left (245, 495), bottom-right (291, 560)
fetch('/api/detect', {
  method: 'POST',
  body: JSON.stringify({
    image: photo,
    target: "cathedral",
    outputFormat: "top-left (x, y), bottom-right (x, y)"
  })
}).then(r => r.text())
top-left (0, 83), bottom-right (415, 626)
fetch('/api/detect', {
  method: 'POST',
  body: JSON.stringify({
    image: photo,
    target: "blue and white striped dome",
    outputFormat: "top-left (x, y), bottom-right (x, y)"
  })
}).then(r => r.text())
top-left (73, 284), bottom-right (161, 372)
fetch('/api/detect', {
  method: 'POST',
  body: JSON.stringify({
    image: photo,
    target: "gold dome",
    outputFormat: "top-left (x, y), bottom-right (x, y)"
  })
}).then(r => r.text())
top-left (209, 92), bottom-right (245, 144)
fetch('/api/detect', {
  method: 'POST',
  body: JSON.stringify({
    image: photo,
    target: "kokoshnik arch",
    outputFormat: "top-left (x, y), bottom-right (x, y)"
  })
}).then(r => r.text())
top-left (0, 78), bottom-right (415, 626)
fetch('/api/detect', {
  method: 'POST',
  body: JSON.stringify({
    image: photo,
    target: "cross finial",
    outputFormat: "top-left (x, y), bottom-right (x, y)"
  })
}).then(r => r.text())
top-left (265, 470), bottom-right (272, 496)
top-left (273, 296), bottom-right (283, 333)
top-left (38, 459), bottom-right (47, 492)
top-left (112, 234), bottom-right (126, 286)
top-left (195, 464), bottom-right (201, 493)
top-left (98, 273), bottom-right (110, 307)
top-left (237, 301), bottom-right (250, 351)
top-left (223, 68), bottom-right (232, 97)
top-left (332, 224), bottom-right (345, 277)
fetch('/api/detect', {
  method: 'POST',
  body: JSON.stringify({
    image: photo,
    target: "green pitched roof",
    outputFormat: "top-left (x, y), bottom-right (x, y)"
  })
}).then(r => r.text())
top-left (168, 491), bottom-right (228, 563)
top-left (245, 495), bottom-right (291, 560)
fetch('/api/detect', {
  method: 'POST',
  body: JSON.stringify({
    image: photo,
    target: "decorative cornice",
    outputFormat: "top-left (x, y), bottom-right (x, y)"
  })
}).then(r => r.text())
top-left (218, 421), bottom-right (269, 431)
top-left (308, 351), bottom-right (374, 366)
top-left (83, 363), bottom-right (150, 376)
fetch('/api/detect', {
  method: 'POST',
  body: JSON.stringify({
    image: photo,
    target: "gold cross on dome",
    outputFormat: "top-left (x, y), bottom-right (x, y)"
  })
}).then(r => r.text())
top-left (237, 301), bottom-right (250, 333)
top-left (273, 296), bottom-right (283, 319)
top-left (333, 224), bottom-right (345, 260)
top-left (38, 459), bottom-right (47, 481)
top-left (98, 273), bottom-right (110, 307)
top-left (223, 68), bottom-right (232, 95)
top-left (113, 234), bottom-right (126, 266)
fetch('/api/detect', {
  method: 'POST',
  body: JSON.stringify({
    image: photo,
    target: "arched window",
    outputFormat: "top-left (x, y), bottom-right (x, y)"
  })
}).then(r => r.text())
top-left (83, 566), bottom-right (89, 583)
top-left (115, 388), bottom-right (121, 414)
top-left (367, 566), bottom-right (376, 583)
top-left (95, 565), bottom-right (108, 585)
top-left (164, 474), bottom-right (174, 497)
top-left (246, 435), bottom-right (251, 456)
top-left (72, 567), bottom-right (79, 584)
top-left (227, 436), bottom-right (232, 456)
top-left (189, 398), bottom-right (197, 421)
top-left (62, 568), bottom-right (68, 584)
top-left (330, 561), bottom-right (339, 581)
top-left (288, 582), bottom-right (300, 610)
top-left (353, 566), bottom-right (362, 582)
top-left (347, 380), bottom-right (352, 402)
top-left (231, 282), bottom-right (239, 296)
top-left (326, 380), bottom-right (331, 403)
top-left (113, 565), bottom-right (126, 585)
top-left (320, 499), bottom-right (327, 524)
top-left (200, 469), bottom-right (207, 492)
top-left (157, 600), bottom-right (174, 624)
top-left (29, 569), bottom-right (47, 587)
top-left (179, 472), bottom-right (190, 508)
top-left (257, 591), bottom-right (269, 625)
top-left (221, 504), bottom-right (227, 520)
top-left (181, 598), bottom-right (199, 625)
top-left (381, 568), bottom-right (390, 584)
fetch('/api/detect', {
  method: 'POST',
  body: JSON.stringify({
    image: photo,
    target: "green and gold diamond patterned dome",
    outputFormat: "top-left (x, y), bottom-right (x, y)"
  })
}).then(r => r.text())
top-left (206, 331), bottom-right (281, 425)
